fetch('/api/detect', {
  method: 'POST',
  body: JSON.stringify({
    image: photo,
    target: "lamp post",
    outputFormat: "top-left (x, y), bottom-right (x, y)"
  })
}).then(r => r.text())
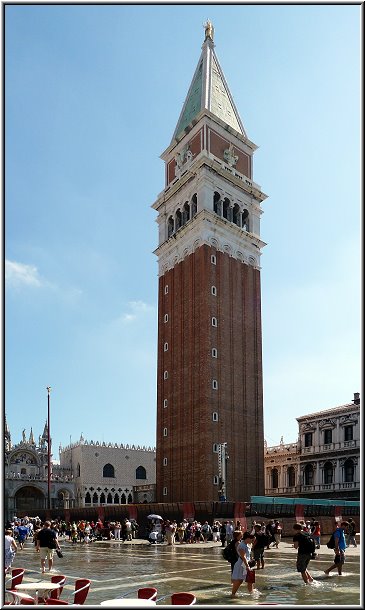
top-left (218, 442), bottom-right (228, 501)
top-left (46, 386), bottom-right (52, 512)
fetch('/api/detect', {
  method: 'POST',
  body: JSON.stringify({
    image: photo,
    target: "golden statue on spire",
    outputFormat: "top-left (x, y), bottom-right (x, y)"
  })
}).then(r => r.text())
top-left (204, 19), bottom-right (214, 41)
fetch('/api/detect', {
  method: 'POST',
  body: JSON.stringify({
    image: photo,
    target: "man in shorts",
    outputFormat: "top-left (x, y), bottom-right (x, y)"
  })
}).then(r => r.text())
top-left (324, 521), bottom-right (348, 576)
top-left (292, 523), bottom-right (314, 584)
top-left (36, 521), bottom-right (61, 573)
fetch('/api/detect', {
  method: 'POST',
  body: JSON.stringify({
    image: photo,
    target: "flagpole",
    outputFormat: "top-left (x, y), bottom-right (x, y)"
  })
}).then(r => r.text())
top-left (47, 386), bottom-right (52, 512)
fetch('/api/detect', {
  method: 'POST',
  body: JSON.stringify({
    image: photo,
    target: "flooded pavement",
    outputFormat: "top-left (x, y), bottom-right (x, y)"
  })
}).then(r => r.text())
top-left (9, 538), bottom-right (361, 606)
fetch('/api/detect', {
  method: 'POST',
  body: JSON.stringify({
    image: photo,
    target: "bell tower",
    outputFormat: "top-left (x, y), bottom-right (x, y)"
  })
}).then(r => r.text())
top-left (152, 23), bottom-right (267, 502)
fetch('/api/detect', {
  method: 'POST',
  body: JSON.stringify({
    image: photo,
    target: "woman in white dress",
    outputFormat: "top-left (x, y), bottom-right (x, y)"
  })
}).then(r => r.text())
top-left (231, 531), bottom-right (256, 596)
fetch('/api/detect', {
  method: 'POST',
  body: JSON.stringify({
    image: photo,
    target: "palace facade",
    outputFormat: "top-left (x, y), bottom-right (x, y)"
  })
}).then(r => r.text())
top-left (59, 436), bottom-right (156, 507)
top-left (265, 393), bottom-right (360, 500)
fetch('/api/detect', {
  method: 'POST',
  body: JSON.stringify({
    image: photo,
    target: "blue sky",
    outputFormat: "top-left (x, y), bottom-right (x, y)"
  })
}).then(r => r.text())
top-left (5, 4), bottom-right (361, 457)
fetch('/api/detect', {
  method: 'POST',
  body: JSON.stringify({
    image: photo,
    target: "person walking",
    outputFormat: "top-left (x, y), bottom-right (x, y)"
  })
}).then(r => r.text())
top-left (202, 521), bottom-right (212, 542)
top-left (231, 531), bottom-right (256, 596)
top-left (252, 523), bottom-right (269, 569)
top-left (292, 522), bottom-right (315, 584)
top-left (220, 521), bottom-right (227, 547)
top-left (324, 521), bottom-right (349, 576)
top-left (36, 520), bottom-right (61, 573)
top-left (346, 519), bottom-right (357, 547)
top-left (212, 521), bottom-right (220, 543)
top-left (16, 523), bottom-right (29, 550)
top-left (312, 521), bottom-right (321, 549)
top-left (226, 521), bottom-right (234, 544)
top-left (114, 521), bottom-right (121, 541)
top-left (265, 520), bottom-right (275, 549)
top-left (273, 521), bottom-right (282, 548)
top-left (5, 529), bottom-right (17, 574)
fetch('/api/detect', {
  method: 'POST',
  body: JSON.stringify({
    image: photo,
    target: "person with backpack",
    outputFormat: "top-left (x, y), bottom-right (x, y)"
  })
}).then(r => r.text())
top-left (252, 523), bottom-right (269, 569)
top-left (201, 521), bottom-right (212, 542)
top-left (292, 522), bottom-right (315, 584)
top-left (223, 529), bottom-right (240, 573)
top-left (324, 521), bottom-right (349, 576)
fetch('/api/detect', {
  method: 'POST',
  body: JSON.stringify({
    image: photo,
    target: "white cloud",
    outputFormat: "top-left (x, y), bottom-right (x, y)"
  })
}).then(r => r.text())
top-left (121, 300), bottom-right (155, 323)
top-left (5, 260), bottom-right (43, 287)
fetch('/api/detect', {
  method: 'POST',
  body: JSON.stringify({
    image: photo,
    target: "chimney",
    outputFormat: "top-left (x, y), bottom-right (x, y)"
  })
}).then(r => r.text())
top-left (353, 392), bottom-right (360, 405)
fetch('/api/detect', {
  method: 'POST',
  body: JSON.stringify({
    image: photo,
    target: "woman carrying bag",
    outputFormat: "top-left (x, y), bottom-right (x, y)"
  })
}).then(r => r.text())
top-left (231, 531), bottom-right (258, 597)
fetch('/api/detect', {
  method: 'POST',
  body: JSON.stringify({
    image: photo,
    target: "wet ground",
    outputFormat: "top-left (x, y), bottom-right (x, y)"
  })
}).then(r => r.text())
top-left (8, 537), bottom-right (361, 606)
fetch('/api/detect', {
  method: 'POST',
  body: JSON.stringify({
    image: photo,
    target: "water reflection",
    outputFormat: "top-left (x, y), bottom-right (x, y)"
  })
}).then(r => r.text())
top-left (13, 540), bottom-right (361, 606)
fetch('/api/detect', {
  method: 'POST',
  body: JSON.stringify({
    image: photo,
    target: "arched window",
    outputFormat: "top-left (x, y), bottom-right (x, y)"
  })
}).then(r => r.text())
top-left (103, 463), bottom-right (115, 478)
top-left (271, 468), bottom-right (279, 488)
top-left (323, 462), bottom-right (333, 484)
top-left (183, 202), bottom-right (190, 224)
top-left (344, 459), bottom-right (354, 483)
top-left (242, 209), bottom-right (249, 231)
top-left (213, 191), bottom-right (221, 215)
top-left (128, 493), bottom-right (133, 503)
top-left (85, 492), bottom-right (91, 504)
top-left (136, 466), bottom-right (146, 480)
top-left (100, 492), bottom-right (106, 504)
top-left (107, 493), bottom-right (113, 504)
top-left (191, 194), bottom-right (197, 216)
top-left (168, 216), bottom-right (174, 237)
top-left (287, 466), bottom-right (296, 487)
top-left (304, 464), bottom-right (314, 485)
top-left (121, 493), bottom-right (126, 504)
top-left (92, 492), bottom-right (98, 504)
top-left (114, 493), bottom-right (119, 504)
top-left (77, 463), bottom-right (81, 477)
top-left (175, 209), bottom-right (182, 230)
top-left (232, 203), bottom-right (240, 226)
top-left (223, 198), bottom-right (230, 220)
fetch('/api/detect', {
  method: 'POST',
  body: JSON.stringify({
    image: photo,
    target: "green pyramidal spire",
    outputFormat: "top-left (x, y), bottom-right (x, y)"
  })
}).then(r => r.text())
top-left (172, 21), bottom-right (246, 143)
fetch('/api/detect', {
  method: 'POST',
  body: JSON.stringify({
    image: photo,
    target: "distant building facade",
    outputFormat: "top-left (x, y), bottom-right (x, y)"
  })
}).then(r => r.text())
top-left (59, 435), bottom-right (156, 507)
top-left (4, 419), bottom-right (75, 522)
top-left (265, 393), bottom-right (360, 500)
top-left (5, 419), bottom-right (157, 520)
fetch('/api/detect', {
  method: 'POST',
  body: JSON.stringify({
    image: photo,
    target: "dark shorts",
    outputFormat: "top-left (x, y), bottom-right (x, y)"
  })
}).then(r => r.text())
top-left (253, 546), bottom-right (265, 561)
top-left (334, 551), bottom-right (345, 565)
top-left (296, 553), bottom-right (311, 573)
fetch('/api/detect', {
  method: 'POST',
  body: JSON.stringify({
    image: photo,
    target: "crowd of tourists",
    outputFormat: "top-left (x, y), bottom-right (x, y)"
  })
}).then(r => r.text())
top-left (5, 512), bottom-right (358, 598)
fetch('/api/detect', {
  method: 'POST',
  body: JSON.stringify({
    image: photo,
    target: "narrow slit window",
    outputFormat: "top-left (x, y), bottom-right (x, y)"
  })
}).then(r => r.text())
top-left (211, 254), bottom-right (217, 265)
top-left (163, 428), bottom-right (168, 437)
top-left (213, 475), bottom-right (219, 485)
top-left (164, 314), bottom-right (169, 323)
top-left (212, 317), bottom-right (218, 327)
top-left (211, 286), bottom-right (217, 296)
top-left (212, 348), bottom-right (218, 358)
top-left (164, 342), bottom-right (168, 352)
top-left (163, 399), bottom-right (168, 408)
top-left (164, 285), bottom-right (169, 295)
top-left (163, 487), bottom-right (167, 496)
top-left (212, 412), bottom-right (218, 422)
top-left (164, 371), bottom-right (168, 380)
top-left (212, 379), bottom-right (218, 390)
top-left (163, 458), bottom-right (167, 466)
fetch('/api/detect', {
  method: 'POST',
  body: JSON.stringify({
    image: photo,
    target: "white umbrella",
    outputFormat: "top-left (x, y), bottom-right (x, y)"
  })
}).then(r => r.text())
top-left (147, 514), bottom-right (163, 520)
